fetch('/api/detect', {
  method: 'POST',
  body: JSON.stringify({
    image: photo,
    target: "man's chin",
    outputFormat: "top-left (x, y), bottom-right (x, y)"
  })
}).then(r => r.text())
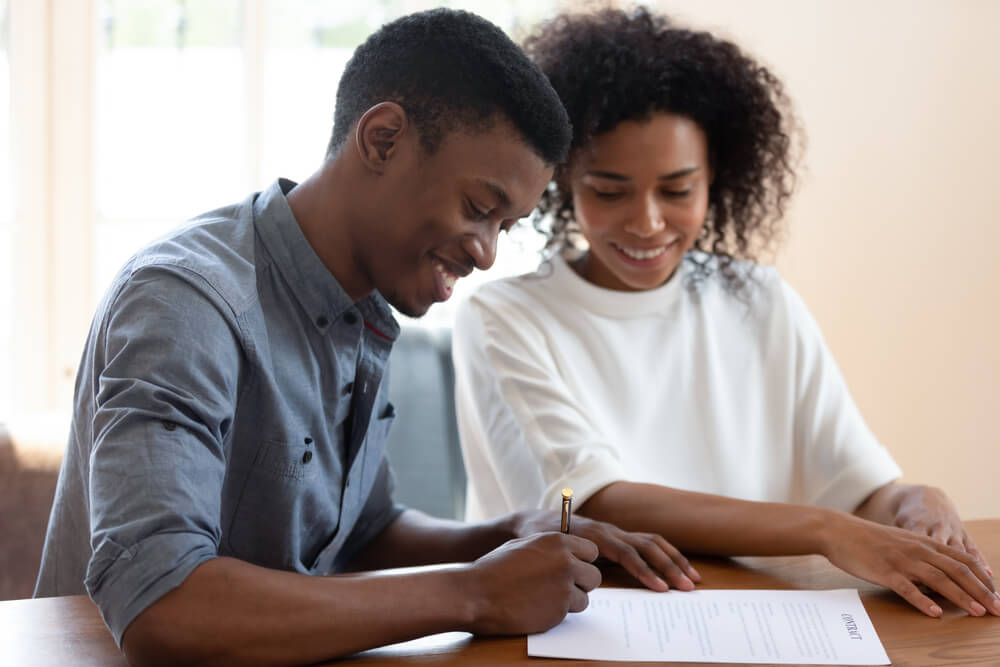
top-left (386, 294), bottom-right (431, 319)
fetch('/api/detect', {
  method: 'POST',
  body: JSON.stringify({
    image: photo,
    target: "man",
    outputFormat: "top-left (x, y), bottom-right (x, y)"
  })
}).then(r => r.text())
top-left (35, 9), bottom-right (695, 666)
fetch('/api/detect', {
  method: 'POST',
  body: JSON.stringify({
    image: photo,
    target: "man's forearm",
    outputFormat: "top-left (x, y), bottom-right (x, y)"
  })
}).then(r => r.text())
top-left (122, 556), bottom-right (474, 667)
top-left (578, 481), bottom-right (835, 556)
top-left (346, 509), bottom-right (515, 571)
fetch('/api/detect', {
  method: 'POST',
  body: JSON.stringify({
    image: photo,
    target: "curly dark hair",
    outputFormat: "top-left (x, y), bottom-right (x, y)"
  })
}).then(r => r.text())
top-left (523, 7), bottom-right (799, 291)
top-left (328, 8), bottom-right (571, 166)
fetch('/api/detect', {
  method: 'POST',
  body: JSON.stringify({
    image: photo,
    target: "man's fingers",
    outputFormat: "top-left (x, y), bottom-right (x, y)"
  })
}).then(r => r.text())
top-left (569, 558), bottom-right (602, 593)
top-left (567, 586), bottom-right (590, 614)
top-left (563, 533), bottom-right (600, 563)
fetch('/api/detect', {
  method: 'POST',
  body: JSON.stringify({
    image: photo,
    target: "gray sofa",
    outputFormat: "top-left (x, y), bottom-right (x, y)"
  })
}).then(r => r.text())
top-left (383, 326), bottom-right (466, 520)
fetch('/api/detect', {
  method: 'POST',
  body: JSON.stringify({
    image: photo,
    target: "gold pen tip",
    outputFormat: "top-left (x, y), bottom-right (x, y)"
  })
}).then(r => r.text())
top-left (561, 488), bottom-right (573, 500)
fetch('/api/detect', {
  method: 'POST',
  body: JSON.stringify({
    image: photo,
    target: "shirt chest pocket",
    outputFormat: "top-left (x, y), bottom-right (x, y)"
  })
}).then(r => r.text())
top-left (306, 406), bottom-right (396, 574)
top-left (225, 439), bottom-right (338, 571)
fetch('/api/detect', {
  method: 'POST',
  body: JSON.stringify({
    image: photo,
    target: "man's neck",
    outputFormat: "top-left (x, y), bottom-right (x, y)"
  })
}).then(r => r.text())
top-left (287, 158), bottom-right (373, 302)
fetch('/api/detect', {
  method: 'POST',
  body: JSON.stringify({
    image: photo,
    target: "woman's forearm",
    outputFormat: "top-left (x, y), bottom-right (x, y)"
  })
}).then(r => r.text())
top-left (578, 480), bottom-right (838, 556)
top-left (578, 480), bottom-right (1000, 619)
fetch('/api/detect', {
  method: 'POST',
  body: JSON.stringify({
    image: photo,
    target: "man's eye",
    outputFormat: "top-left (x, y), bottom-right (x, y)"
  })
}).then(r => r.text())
top-left (467, 199), bottom-right (490, 220)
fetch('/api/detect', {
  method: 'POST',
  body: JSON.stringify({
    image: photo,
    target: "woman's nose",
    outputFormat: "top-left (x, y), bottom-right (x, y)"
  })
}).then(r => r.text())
top-left (624, 196), bottom-right (666, 237)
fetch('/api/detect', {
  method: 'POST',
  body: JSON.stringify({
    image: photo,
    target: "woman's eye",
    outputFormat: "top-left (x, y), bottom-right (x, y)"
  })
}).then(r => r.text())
top-left (662, 188), bottom-right (691, 199)
top-left (593, 190), bottom-right (625, 201)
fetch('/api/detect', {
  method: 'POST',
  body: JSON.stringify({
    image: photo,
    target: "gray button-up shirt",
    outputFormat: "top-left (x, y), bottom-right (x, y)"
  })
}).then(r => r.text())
top-left (35, 179), bottom-right (404, 645)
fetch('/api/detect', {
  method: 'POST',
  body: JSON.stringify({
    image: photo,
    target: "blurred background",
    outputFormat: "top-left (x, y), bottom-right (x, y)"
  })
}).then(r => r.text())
top-left (1, 0), bottom-right (997, 598)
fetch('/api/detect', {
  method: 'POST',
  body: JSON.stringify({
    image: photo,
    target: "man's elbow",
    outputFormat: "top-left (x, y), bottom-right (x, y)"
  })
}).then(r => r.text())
top-left (121, 603), bottom-right (228, 667)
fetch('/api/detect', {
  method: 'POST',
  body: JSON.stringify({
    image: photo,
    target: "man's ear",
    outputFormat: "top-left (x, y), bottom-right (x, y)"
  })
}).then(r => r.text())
top-left (354, 102), bottom-right (408, 174)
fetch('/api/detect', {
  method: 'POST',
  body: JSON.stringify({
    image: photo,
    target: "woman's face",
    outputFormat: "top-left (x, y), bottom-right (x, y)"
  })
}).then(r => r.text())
top-left (567, 113), bottom-right (711, 291)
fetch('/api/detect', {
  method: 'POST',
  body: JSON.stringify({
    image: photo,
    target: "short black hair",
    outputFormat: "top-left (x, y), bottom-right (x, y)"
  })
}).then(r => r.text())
top-left (525, 7), bottom-right (799, 292)
top-left (328, 8), bottom-right (571, 165)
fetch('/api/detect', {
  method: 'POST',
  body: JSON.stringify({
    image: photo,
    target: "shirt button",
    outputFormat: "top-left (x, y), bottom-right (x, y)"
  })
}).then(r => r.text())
top-left (162, 421), bottom-right (176, 431)
top-left (343, 382), bottom-right (353, 395)
top-left (302, 451), bottom-right (313, 464)
top-left (316, 315), bottom-right (329, 328)
top-left (304, 437), bottom-right (313, 445)
top-left (343, 311), bottom-right (358, 325)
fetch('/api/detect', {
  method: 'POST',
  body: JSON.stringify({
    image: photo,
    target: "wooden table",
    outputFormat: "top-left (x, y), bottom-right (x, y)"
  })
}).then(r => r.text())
top-left (3, 520), bottom-right (999, 666)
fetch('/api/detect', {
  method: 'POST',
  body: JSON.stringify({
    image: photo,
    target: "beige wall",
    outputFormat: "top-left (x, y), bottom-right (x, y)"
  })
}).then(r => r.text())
top-left (651, 0), bottom-right (999, 518)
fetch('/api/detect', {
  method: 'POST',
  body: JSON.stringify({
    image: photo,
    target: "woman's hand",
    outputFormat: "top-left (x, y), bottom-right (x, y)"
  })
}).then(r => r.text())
top-left (509, 509), bottom-right (700, 592)
top-left (857, 482), bottom-right (992, 577)
top-left (893, 485), bottom-right (992, 574)
top-left (822, 512), bottom-right (1000, 617)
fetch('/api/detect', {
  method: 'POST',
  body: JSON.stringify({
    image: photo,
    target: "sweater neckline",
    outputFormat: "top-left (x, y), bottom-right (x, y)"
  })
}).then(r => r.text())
top-left (547, 251), bottom-right (687, 318)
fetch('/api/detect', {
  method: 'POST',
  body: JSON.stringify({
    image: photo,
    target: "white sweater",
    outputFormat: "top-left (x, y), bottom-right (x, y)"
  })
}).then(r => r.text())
top-left (453, 253), bottom-right (901, 521)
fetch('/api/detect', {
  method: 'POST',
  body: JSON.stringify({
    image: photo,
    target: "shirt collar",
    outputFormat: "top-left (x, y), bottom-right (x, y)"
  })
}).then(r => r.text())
top-left (253, 178), bottom-right (398, 340)
top-left (549, 250), bottom-right (687, 319)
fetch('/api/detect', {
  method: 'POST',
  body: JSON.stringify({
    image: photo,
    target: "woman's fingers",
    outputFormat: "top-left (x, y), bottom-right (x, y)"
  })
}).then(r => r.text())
top-left (608, 539), bottom-right (671, 592)
top-left (926, 549), bottom-right (1000, 616)
top-left (910, 561), bottom-right (988, 616)
top-left (630, 534), bottom-right (695, 590)
top-left (585, 525), bottom-right (696, 592)
top-left (961, 532), bottom-right (994, 579)
top-left (650, 533), bottom-right (702, 583)
top-left (885, 573), bottom-right (943, 617)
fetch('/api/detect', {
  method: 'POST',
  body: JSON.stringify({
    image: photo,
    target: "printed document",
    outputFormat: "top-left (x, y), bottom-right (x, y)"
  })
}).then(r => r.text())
top-left (528, 588), bottom-right (889, 664)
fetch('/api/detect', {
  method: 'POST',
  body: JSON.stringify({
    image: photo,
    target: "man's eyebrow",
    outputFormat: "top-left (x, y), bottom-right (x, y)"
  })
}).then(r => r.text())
top-left (586, 167), bottom-right (700, 181)
top-left (477, 179), bottom-right (511, 210)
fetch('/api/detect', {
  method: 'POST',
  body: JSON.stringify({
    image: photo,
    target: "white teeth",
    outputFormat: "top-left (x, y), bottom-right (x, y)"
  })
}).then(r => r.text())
top-left (617, 245), bottom-right (667, 260)
top-left (435, 262), bottom-right (458, 289)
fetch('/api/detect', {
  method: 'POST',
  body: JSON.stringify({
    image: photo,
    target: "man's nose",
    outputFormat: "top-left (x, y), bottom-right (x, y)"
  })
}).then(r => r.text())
top-left (466, 226), bottom-right (499, 271)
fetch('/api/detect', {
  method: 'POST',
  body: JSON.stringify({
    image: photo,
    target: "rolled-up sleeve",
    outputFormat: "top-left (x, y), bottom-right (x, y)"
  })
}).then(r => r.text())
top-left (86, 265), bottom-right (243, 645)
top-left (453, 295), bottom-right (627, 520)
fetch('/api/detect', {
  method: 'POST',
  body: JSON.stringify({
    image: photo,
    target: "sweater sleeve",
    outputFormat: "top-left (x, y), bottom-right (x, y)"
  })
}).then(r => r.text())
top-left (782, 281), bottom-right (902, 512)
top-left (452, 290), bottom-right (627, 520)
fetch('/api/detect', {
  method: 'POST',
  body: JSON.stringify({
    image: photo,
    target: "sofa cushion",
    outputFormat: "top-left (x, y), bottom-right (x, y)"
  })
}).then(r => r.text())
top-left (384, 326), bottom-right (465, 519)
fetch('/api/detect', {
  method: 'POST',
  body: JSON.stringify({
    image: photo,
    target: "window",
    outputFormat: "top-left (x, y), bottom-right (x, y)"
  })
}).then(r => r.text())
top-left (4, 0), bottom-right (560, 421)
top-left (0, 0), bottom-right (11, 416)
top-left (94, 0), bottom-right (247, 296)
top-left (93, 0), bottom-right (559, 311)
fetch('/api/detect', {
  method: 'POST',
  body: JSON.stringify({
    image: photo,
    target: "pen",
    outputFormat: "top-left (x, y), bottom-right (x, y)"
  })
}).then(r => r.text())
top-left (560, 487), bottom-right (573, 533)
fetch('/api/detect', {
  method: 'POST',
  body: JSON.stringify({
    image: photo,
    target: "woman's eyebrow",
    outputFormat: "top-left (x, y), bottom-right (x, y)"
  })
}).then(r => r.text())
top-left (585, 166), bottom-right (700, 181)
top-left (659, 166), bottom-right (700, 180)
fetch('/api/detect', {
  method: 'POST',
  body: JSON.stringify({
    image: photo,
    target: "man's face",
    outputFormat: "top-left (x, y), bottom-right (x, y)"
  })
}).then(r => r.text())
top-left (359, 120), bottom-right (553, 317)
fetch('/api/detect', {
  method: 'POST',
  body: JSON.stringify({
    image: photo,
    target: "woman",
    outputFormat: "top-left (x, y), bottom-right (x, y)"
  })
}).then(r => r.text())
top-left (453, 7), bottom-right (999, 618)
